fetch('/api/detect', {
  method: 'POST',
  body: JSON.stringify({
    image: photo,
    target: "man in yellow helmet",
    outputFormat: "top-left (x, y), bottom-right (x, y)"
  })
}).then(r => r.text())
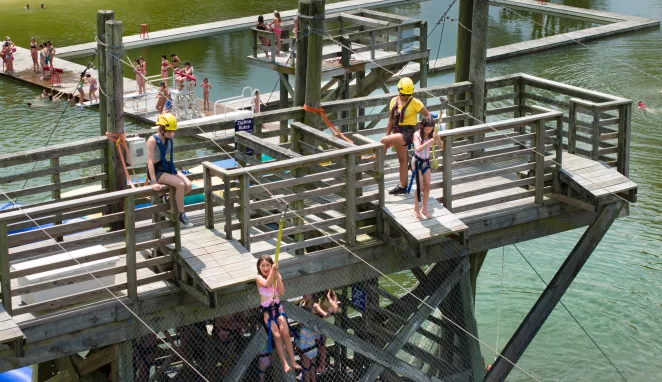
top-left (146, 113), bottom-right (194, 227)
top-left (381, 77), bottom-right (431, 195)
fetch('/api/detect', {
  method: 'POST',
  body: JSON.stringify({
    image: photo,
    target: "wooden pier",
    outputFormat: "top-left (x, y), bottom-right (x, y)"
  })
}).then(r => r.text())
top-left (0, 70), bottom-right (638, 380)
top-left (55, 0), bottom-right (425, 59)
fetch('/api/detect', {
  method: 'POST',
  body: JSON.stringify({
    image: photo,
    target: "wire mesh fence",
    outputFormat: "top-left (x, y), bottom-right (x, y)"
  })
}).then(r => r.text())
top-left (121, 253), bottom-right (483, 382)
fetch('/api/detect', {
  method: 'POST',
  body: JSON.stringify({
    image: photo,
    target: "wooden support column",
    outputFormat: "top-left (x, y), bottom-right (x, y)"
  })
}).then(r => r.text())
top-left (50, 158), bottom-right (63, 242)
top-left (453, 0), bottom-right (473, 129)
top-left (280, 74), bottom-right (290, 143)
top-left (591, 106), bottom-right (600, 160)
top-left (469, 251), bottom-right (487, 300)
top-left (0, 221), bottom-right (10, 315)
top-left (239, 174), bottom-right (251, 250)
top-left (468, 0), bottom-right (488, 158)
top-left (104, 20), bottom-right (126, 231)
top-left (357, 70), bottom-right (366, 131)
top-left (617, 103), bottom-right (631, 177)
top-left (203, 166), bottom-right (214, 229)
top-left (303, 0), bottom-right (325, 130)
top-left (116, 340), bottom-right (134, 382)
top-left (345, 153), bottom-right (357, 246)
top-left (97, 10), bottom-right (114, 137)
top-left (294, 0), bottom-right (311, 115)
top-left (534, 119), bottom-right (545, 204)
top-left (32, 361), bottom-right (54, 382)
top-left (486, 201), bottom-right (626, 382)
top-left (124, 195), bottom-right (137, 301)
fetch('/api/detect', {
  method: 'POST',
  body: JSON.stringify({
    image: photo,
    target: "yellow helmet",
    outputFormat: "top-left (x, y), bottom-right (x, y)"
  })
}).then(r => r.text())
top-left (156, 113), bottom-right (177, 131)
top-left (397, 77), bottom-right (414, 95)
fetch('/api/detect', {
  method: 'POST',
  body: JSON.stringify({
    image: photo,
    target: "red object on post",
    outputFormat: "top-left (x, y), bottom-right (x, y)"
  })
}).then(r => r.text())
top-left (49, 68), bottom-right (61, 86)
top-left (140, 24), bottom-right (149, 39)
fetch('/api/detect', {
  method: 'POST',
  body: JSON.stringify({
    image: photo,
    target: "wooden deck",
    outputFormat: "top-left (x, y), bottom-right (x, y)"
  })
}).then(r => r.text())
top-left (0, 304), bottom-right (25, 357)
top-left (381, 193), bottom-right (468, 247)
top-left (55, 0), bottom-right (423, 59)
top-left (559, 153), bottom-right (637, 205)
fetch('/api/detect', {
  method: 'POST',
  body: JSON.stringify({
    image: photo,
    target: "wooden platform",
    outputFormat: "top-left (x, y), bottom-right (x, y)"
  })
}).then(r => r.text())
top-left (381, 193), bottom-right (468, 248)
top-left (55, 0), bottom-right (423, 59)
top-left (0, 304), bottom-right (25, 357)
top-left (174, 227), bottom-right (258, 307)
top-left (559, 153), bottom-right (637, 205)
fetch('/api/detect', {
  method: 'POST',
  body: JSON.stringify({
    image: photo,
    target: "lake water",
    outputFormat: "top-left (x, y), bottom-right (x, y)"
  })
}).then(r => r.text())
top-left (0, 0), bottom-right (660, 381)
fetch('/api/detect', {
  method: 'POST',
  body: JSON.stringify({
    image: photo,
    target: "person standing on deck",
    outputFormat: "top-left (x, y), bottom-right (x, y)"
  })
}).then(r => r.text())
top-left (146, 114), bottom-right (194, 227)
top-left (46, 41), bottom-right (56, 67)
top-left (380, 77), bottom-right (431, 195)
top-left (30, 38), bottom-right (39, 71)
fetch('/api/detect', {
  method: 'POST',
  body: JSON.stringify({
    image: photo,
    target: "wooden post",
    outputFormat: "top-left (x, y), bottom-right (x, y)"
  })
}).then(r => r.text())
top-left (239, 174), bottom-right (251, 250)
top-left (453, 0), bottom-right (473, 128)
top-left (116, 340), bottom-right (134, 382)
top-left (468, 0), bottom-right (488, 158)
top-left (303, 0), bottom-right (325, 129)
top-left (223, 175), bottom-right (233, 239)
top-left (357, 70), bottom-right (365, 131)
top-left (418, 21), bottom-right (428, 106)
top-left (568, 100), bottom-right (577, 154)
top-left (591, 106), bottom-right (600, 160)
top-left (203, 166), bottom-right (214, 229)
top-left (376, 147), bottom-right (385, 235)
top-left (554, 115), bottom-right (564, 194)
top-left (486, 201), bottom-right (625, 382)
top-left (469, 251), bottom-right (487, 300)
top-left (124, 195), bottom-right (137, 301)
top-left (97, 10), bottom-right (114, 136)
top-left (345, 153), bottom-right (357, 247)
top-left (294, 0), bottom-right (312, 113)
top-left (280, 74), bottom-right (290, 143)
top-left (534, 119), bottom-right (545, 204)
top-left (169, 187), bottom-right (181, 252)
top-left (442, 135), bottom-right (453, 211)
top-left (0, 221), bottom-right (10, 315)
top-left (617, 103), bottom-right (631, 177)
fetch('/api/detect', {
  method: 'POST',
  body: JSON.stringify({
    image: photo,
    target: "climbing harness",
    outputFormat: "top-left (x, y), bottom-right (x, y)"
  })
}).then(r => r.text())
top-left (407, 154), bottom-right (431, 202)
top-left (105, 132), bottom-right (142, 188)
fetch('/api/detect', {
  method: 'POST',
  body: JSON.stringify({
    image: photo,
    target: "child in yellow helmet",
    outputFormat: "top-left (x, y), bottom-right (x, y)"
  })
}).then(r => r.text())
top-left (380, 77), bottom-right (431, 195)
top-left (146, 114), bottom-right (194, 227)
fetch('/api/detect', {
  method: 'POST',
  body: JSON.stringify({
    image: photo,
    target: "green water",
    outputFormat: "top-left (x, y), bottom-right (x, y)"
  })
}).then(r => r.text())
top-left (1, 0), bottom-right (661, 380)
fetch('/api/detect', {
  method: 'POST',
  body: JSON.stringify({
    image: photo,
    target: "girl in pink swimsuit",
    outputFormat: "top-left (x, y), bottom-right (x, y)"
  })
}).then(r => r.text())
top-left (86, 73), bottom-right (98, 103)
top-left (200, 78), bottom-right (211, 111)
top-left (410, 118), bottom-right (443, 220)
top-left (269, 11), bottom-right (283, 55)
top-left (255, 255), bottom-right (300, 374)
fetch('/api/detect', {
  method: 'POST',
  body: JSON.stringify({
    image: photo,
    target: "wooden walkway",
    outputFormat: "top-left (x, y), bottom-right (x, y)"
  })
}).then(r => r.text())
top-left (559, 153), bottom-right (637, 205)
top-left (381, 193), bottom-right (468, 247)
top-left (55, 0), bottom-right (423, 59)
top-left (0, 304), bottom-right (25, 357)
top-left (174, 227), bottom-right (258, 307)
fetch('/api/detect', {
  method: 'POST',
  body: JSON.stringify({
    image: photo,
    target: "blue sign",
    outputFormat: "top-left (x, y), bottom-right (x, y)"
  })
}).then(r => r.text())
top-left (234, 118), bottom-right (254, 156)
top-left (351, 285), bottom-right (366, 312)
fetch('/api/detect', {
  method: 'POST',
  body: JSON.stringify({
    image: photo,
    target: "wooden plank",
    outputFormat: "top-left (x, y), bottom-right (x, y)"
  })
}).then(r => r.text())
top-left (225, 330), bottom-right (267, 381)
top-left (535, 120), bottom-right (545, 204)
top-left (291, 122), bottom-right (354, 149)
top-left (283, 301), bottom-right (442, 382)
top-left (70, 345), bottom-right (116, 376)
top-left (0, 222), bottom-right (10, 315)
top-left (345, 153), bottom-right (357, 246)
top-left (360, 258), bottom-right (469, 381)
top-left (486, 201), bottom-right (625, 381)
top-left (235, 131), bottom-right (301, 160)
top-left (340, 13), bottom-right (390, 28)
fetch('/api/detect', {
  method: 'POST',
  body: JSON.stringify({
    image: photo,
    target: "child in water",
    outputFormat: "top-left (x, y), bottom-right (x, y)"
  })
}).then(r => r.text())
top-left (200, 78), bottom-right (211, 111)
top-left (255, 255), bottom-right (300, 374)
top-left (411, 118), bottom-right (443, 220)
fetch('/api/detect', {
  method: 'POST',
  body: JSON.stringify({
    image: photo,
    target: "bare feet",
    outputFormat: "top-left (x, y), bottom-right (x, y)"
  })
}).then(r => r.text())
top-left (414, 210), bottom-right (424, 220)
top-left (293, 363), bottom-right (302, 371)
top-left (421, 209), bottom-right (433, 219)
top-left (283, 364), bottom-right (291, 373)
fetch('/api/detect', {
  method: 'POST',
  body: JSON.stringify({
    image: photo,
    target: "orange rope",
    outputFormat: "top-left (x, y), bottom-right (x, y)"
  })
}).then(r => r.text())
top-left (303, 104), bottom-right (354, 144)
top-left (105, 132), bottom-right (141, 188)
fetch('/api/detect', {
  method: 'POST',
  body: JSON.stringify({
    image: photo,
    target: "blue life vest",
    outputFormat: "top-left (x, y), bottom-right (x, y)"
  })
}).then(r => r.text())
top-left (153, 134), bottom-right (176, 175)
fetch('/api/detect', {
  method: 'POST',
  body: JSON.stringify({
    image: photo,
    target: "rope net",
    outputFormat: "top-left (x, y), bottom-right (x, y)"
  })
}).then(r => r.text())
top-left (120, 246), bottom-right (485, 382)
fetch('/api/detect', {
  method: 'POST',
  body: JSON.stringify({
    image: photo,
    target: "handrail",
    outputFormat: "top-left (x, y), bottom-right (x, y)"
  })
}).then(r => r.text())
top-left (0, 185), bottom-right (168, 224)
top-left (437, 111), bottom-right (563, 139)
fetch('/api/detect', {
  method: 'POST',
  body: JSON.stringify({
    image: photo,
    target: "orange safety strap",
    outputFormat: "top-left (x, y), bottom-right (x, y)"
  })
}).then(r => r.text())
top-left (303, 104), bottom-right (354, 144)
top-left (105, 132), bottom-right (142, 188)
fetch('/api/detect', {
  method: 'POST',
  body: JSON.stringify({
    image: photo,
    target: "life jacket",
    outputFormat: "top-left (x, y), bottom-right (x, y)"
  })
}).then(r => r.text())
top-left (153, 134), bottom-right (176, 175)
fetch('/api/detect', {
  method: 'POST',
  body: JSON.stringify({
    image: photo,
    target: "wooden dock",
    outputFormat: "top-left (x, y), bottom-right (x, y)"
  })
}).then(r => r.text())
top-left (0, 73), bottom-right (639, 380)
top-left (0, 305), bottom-right (24, 357)
top-left (55, 0), bottom-right (425, 59)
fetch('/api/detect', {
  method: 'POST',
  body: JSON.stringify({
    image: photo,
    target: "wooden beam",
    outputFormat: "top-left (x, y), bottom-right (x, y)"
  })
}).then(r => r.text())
top-left (282, 301), bottom-right (442, 382)
top-left (486, 200), bottom-right (625, 382)
top-left (225, 330), bottom-right (267, 382)
top-left (469, 251), bottom-right (487, 300)
top-left (279, 72), bottom-right (295, 97)
top-left (115, 340), bottom-right (133, 382)
top-left (69, 345), bottom-right (116, 376)
top-left (291, 122), bottom-right (354, 149)
top-left (235, 131), bottom-right (301, 160)
top-left (360, 258), bottom-right (469, 381)
top-left (339, 13), bottom-right (390, 29)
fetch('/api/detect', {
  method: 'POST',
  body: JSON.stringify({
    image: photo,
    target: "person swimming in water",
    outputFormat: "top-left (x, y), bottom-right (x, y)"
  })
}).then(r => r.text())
top-left (637, 100), bottom-right (657, 114)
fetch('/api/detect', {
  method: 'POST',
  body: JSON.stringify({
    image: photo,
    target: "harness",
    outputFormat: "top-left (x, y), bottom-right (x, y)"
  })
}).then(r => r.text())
top-left (261, 301), bottom-right (298, 353)
top-left (391, 96), bottom-right (414, 129)
top-left (153, 133), bottom-right (176, 175)
top-left (407, 129), bottom-right (433, 202)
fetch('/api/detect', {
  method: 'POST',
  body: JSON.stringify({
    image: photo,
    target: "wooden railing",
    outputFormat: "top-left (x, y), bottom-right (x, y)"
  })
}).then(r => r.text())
top-left (485, 73), bottom-right (632, 177)
top-left (0, 186), bottom-right (177, 315)
top-left (437, 109), bottom-right (564, 212)
top-left (202, 139), bottom-right (384, 254)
